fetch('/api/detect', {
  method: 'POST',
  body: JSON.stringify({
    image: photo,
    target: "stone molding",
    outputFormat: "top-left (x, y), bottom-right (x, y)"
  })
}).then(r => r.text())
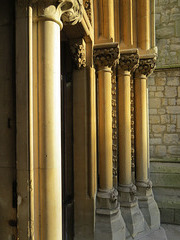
top-left (96, 188), bottom-right (119, 210)
top-left (135, 55), bottom-right (156, 77)
top-left (118, 49), bottom-right (139, 72)
top-left (31, 0), bottom-right (83, 28)
top-left (118, 184), bottom-right (137, 207)
top-left (70, 39), bottom-right (86, 69)
top-left (93, 43), bottom-right (120, 68)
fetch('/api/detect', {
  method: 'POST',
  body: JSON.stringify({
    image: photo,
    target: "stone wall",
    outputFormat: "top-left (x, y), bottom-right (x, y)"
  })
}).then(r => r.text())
top-left (149, 69), bottom-right (180, 159)
top-left (156, 0), bottom-right (180, 68)
top-left (148, 0), bottom-right (180, 225)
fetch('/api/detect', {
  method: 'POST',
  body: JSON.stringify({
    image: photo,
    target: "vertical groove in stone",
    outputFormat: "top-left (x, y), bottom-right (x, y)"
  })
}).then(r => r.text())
top-left (112, 69), bottom-right (118, 188)
top-left (131, 75), bottom-right (135, 183)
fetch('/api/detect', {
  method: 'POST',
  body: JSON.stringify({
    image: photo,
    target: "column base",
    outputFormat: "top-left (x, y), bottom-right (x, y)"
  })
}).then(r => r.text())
top-left (95, 189), bottom-right (126, 240)
top-left (136, 180), bottom-right (160, 230)
top-left (126, 227), bottom-right (167, 240)
top-left (118, 184), bottom-right (149, 238)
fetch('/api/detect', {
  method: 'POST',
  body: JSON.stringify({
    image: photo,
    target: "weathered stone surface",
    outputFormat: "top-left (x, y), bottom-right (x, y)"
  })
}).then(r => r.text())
top-left (168, 98), bottom-right (176, 105)
top-left (171, 114), bottom-right (177, 123)
top-left (156, 26), bottom-right (175, 39)
top-left (155, 77), bottom-right (166, 86)
top-left (148, 77), bottom-right (155, 86)
top-left (150, 138), bottom-right (162, 145)
top-left (175, 209), bottom-right (180, 224)
top-left (158, 108), bottom-right (166, 114)
top-left (168, 146), bottom-right (180, 155)
top-left (157, 86), bottom-right (164, 91)
top-left (177, 116), bottom-right (180, 128)
top-left (167, 106), bottom-right (180, 114)
top-left (150, 116), bottom-right (160, 124)
top-left (152, 125), bottom-right (166, 133)
top-left (150, 109), bottom-right (158, 114)
top-left (161, 115), bottom-right (170, 124)
top-left (149, 98), bottom-right (161, 108)
top-left (155, 145), bottom-right (167, 156)
top-left (167, 124), bottom-right (176, 132)
top-left (155, 92), bottom-right (163, 97)
top-left (178, 86), bottom-right (180, 97)
top-left (164, 134), bottom-right (179, 144)
top-left (162, 98), bottom-right (168, 106)
top-left (167, 77), bottom-right (179, 86)
top-left (165, 86), bottom-right (177, 97)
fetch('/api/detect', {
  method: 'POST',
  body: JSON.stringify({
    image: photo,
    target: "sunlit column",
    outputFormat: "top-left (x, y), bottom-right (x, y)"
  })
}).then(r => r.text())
top-left (94, 43), bottom-right (125, 240)
top-left (34, 1), bottom-right (82, 239)
top-left (135, 56), bottom-right (160, 230)
top-left (118, 50), bottom-right (139, 188)
top-left (117, 50), bottom-right (146, 236)
top-left (137, 0), bottom-right (150, 50)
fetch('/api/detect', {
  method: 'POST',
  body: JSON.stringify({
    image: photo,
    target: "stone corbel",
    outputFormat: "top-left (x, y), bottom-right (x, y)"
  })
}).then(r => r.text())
top-left (135, 55), bottom-right (156, 77)
top-left (118, 49), bottom-right (139, 73)
top-left (93, 42), bottom-right (120, 69)
top-left (70, 39), bottom-right (86, 69)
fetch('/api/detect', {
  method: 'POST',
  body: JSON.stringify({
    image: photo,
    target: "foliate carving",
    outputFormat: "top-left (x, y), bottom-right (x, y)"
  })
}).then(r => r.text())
top-left (136, 56), bottom-right (156, 77)
top-left (35, 0), bottom-right (83, 27)
top-left (70, 39), bottom-right (86, 69)
top-left (130, 77), bottom-right (135, 180)
top-left (112, 71), bottom-right (118, 188)
top-left (93, 43), bottom-right (120, 68)
top-left (136, 180), bottom-right (152, 189)
top-left (119, 51), bottom-right (139, 72)
top-left (83, 0), bottom-right (92, 23)
top-left (61, 0), bottom-right (83, 25)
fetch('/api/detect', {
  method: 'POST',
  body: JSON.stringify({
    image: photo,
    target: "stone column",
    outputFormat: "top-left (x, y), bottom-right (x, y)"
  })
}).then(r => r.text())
top-left (135, 56), bottom-right (160, 230)
top-left (35, 1), bottom-right (82, 239)
top-left (94, 43), bottom-right (125, 240)
top-left (117, 49), bottom-right (146, 237)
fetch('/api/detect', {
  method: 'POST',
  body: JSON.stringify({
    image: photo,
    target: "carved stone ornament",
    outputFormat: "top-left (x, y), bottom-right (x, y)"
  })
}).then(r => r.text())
top-left (31, 0), bottom-right (83, 27)
top-left (119, 50), bottom-right (139, 72)
top-left (136, 55), bottom-right (156, 77)
top-left (93, 43), bottom-right (120, 68)
top-left (136, 180), bottom-right (153, 190)
top-left (70, 39), bottom-right (86, 69)
top-left (83, 0), bottom-right (92, 23)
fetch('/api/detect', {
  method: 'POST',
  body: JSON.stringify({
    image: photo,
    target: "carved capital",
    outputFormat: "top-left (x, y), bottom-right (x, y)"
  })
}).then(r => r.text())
top-left (93, 43), bottom-right (120, 69)
top-left (60, 0), bottom-right (83, 25)
top-left (118, 49), bottom-right (139, 72)
top-left (33, 0), bottom-right (83, 28)
top-left (70, 39), bottom-right (86, 69)
top-left (135, 55), bottom-right (156, 77)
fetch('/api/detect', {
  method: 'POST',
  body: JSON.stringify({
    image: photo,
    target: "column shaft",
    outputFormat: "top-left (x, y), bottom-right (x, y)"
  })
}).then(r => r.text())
top-left (137, 0), bottom-right (150, 50)
top-left (135, 74), bottom-right (148, 182)
top-left (118, 70), bottom-right (131, 185)
top-left (98, 67), bottom-right (113, 190)
top-left (38, 19), bottom-right (62, 240)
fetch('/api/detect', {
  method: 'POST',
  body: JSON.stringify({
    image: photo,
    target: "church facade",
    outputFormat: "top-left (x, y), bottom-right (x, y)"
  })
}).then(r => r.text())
top-left (0, 0), bottom-right (169, 239)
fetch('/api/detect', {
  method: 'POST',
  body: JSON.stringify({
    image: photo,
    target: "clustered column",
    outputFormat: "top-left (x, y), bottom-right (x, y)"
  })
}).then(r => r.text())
top-left (135, 56), bottom-right (160, 230)
top-left (117, 50), bottom-right (146, 236)
top-left (94, 43), bottom-right (125, 240)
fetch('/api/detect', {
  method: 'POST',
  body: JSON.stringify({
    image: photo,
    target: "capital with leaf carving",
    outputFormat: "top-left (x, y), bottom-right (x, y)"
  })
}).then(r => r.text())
top-left (93, 43), bottom-right (120, 69)
top-left (70, 39), bottom-right (86, 69)
top-left (135, 55), bottom-right (156, 77)
top-left (118, 49), bottom-right (139, 73)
